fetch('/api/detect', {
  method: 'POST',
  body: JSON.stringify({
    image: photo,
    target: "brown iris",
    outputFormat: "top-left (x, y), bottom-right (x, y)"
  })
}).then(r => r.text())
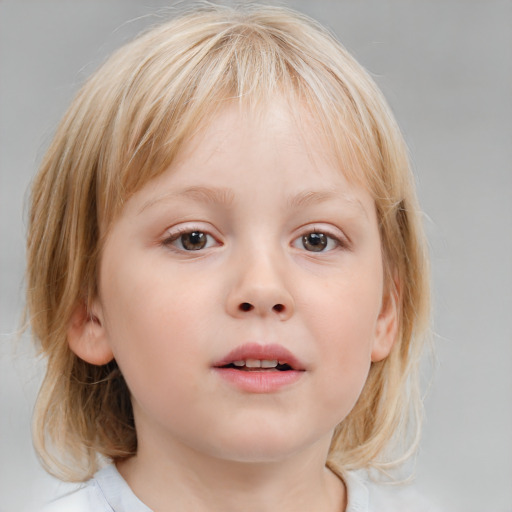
top-left (302, 233), bottom-right (327, 252)
top-left (181, 231), bottom-right (208, 250)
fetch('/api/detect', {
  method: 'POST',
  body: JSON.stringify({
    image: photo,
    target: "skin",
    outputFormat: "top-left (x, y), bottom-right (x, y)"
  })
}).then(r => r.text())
top-left (69, 98), bottom-right (397, 512)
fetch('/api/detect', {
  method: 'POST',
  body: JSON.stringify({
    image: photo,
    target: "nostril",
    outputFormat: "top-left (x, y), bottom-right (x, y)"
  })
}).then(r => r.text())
top-left (239, 302), bottom-right (253, 312)
top-left (273, 304), bottom-right (285, 313)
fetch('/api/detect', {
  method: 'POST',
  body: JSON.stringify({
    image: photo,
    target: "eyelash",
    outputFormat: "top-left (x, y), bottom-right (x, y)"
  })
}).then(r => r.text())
top-left (161, 226), bottom-right (349, 253)
top-left (293, 227), bottom-right (348, 253)
top-left (161, 226), bottom-right (220, 252)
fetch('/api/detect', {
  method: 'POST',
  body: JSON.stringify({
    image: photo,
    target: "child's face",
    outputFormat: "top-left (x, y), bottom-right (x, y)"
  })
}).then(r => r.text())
top-left (85, 99), bottom-right (396, 464)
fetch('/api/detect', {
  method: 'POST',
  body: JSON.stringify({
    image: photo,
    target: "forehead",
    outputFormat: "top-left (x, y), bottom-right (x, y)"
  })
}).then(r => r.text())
top-left (106, 93), bottom-right (375, 232)
top-left (127, 98), bottom-right (374, 222)
top-left (170, 97), bottom-right (367, 186)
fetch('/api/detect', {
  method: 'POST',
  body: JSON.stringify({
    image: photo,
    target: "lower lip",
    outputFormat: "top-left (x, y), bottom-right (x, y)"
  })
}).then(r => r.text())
top-left (213, 368), bottom-right (303, 393)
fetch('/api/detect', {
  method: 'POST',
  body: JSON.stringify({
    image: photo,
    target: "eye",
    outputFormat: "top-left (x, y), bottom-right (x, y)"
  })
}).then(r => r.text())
top-left (163, 230), bottom-right (217, 251)
top-left (293, 231), bottom-right (341, 252)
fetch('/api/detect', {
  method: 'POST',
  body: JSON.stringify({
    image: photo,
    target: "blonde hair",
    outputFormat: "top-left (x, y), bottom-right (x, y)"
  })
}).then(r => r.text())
top-left (26, 3), bottom-right (430, 481)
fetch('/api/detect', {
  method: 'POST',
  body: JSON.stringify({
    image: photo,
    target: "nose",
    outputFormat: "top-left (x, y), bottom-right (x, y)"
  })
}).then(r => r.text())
top-left (225, 250), bottom-right (294, 321)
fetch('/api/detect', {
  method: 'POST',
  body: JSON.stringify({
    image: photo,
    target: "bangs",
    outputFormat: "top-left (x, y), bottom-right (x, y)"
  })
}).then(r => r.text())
top-left (89, 5), bottom-right (389, 228)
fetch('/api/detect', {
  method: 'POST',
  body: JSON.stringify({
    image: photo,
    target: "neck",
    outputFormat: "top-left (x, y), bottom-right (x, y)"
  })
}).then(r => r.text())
top-left (117, 435), bottom-right (346, 512)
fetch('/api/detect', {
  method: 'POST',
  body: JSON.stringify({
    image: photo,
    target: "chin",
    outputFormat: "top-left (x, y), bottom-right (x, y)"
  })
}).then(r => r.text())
top-left (205, 425), bottom-right (326, 465)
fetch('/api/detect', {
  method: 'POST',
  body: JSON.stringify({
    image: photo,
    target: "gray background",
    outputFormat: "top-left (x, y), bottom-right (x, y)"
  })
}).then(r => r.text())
top-left (1, 1), bottom-right (511, 510)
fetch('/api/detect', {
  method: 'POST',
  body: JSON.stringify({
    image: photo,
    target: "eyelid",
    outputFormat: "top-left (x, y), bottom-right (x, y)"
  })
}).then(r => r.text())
top-left (292, 224), bottom-right (351, 251)
top-left (161, 223), bottom-right (222, 251)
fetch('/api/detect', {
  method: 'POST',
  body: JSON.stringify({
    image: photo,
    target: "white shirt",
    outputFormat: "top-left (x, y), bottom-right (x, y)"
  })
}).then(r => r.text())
top-left (39, 464), bottom-right (437, 512)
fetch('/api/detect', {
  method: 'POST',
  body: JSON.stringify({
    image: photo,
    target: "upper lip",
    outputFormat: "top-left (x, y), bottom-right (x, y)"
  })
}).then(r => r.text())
top-left (213, 342), bottom-right (306, 370)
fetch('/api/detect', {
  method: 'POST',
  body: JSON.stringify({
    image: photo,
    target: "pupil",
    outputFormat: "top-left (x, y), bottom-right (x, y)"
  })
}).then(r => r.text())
top-left (182, 231), bottom-right (207, 250)
top-left (303, 233), bottom-right (327, 252)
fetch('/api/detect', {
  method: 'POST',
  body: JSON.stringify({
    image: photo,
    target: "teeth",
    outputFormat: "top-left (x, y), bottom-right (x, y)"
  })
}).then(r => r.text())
top-left (245, 359), bottom-right (261, 368)
top-left (232, 359), bottom-right (279, 368)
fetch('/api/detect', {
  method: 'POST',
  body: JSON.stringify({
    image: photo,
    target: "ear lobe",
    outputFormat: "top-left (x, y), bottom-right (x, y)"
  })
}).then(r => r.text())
top-left (371, 288), bottom-right (399, 363)
top-left (67, 299), bottom-right (114, 365)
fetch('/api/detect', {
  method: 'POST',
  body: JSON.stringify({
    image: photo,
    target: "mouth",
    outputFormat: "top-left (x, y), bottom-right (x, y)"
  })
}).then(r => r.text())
top-left (213, 343), bottom-right (306, 373)
top-left (212, 343), bottom-right (306, 392)
top-left (218, 359), bottom-right (294, 372)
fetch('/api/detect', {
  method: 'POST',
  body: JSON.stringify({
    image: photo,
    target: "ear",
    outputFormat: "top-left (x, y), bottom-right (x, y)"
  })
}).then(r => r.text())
top-left (67, 299), bottom-right (114, 365)
top-left (371, 285), bottom-right (399, 363)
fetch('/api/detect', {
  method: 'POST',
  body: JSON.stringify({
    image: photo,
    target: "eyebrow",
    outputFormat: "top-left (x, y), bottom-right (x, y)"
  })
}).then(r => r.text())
top-left (287, 189), bottom-right (369, 218)
top-left (139, 186), bottom-right (235, 214)
top-left (139, 185), bottom-right (368, 218)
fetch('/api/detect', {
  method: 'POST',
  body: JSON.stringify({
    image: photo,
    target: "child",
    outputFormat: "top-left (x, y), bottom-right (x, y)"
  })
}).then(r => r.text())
top-left (26, 3), bottom-right (431, 511)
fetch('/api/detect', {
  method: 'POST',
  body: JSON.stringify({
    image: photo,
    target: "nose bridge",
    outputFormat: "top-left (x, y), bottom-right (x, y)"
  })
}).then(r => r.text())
top-left (226, 236), bottom-right (294, 319)
top-left (244, 245), bottom-right (285, 290)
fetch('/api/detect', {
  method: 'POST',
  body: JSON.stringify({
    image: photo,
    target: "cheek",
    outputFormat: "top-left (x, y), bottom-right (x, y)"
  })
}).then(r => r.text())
top-left (99, 259), bottom-right (213, 398)
top-left (304, 267), bottom-right (383, 412)
top-left (311, 266), bottom-right (382, 350)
